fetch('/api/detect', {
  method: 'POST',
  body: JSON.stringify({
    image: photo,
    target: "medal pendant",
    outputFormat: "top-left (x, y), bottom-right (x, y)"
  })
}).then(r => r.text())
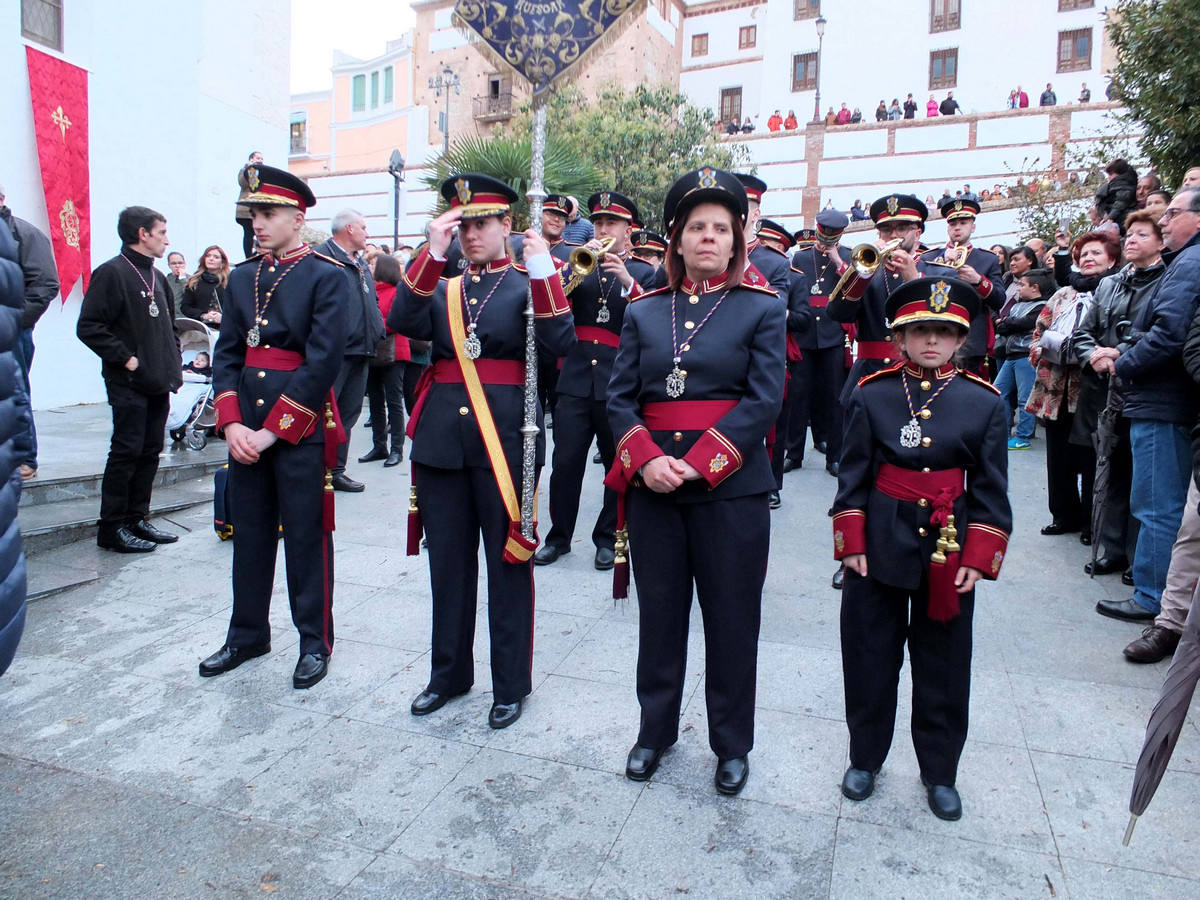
top-left (811, 284), bottom-right (821, 295)
top-left (596, 305), bottom-right (611, 324)
top-left (900, 417), bottom-right (922, 449)
top-left (246, 324), bottom-right (261, 348)
top-left (463, 333), bottom-right (482, 360)
top-left (665, 366), bottom-right (686, 399)
top-left (148, 300), bottom-right (160, 318)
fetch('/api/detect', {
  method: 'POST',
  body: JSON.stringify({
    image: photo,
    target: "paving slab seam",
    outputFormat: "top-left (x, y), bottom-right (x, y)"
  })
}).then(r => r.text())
top-left (379, 741), bottom-right (490, 853)
top-left (582, 777), bottom-right (649, 900)
top-left (383, 853), bottom-right (577, 900)
top-left (1057, 851), bottom-right (1200, 884)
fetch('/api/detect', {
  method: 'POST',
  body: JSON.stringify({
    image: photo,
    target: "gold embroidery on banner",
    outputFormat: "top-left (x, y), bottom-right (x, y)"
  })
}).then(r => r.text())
top-left (51, 105), bottom-right (72, 141)
top-left (59, 200), bottom-right (80, 249)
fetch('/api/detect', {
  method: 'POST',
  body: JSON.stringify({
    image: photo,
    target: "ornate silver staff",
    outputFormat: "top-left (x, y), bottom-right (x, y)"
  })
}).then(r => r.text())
top-left (519, 97), bottom-right (547, 541)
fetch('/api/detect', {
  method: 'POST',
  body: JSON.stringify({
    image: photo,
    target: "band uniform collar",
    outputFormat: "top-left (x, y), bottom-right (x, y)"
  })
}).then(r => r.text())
top-left (270, 243), bottom-right (310, 266)
top-left (467, 257), bottom-right (511, 275)
top-left (746, 238), bottom-right (760, 253)
top-left (904, 361), bottom-right (957, 380)
top-left (681, 269), bottom-right (731, 294)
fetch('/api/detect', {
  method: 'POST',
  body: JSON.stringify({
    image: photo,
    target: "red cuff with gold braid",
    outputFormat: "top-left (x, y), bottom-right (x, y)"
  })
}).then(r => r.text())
top-left (531, 271), bottom-right (571, 319)
top-left (977, 275), bottom-right (993, 298)
top-left (604, 425), bottom-right (661, 490)
top-left (629, 281), bottom-right (645, 300)
top-left (682, 428), bottom-right (743, 489)
top-left (403, 248), bottom-right (444, 296)
top-left (832, 509), bottom-right (866, 558)
top-left (961, 523), bottom-right (1009, 579)
top-left (265, 394), bottom-right (318, 444)
top-left (214, 390), bottom-right (242, 430)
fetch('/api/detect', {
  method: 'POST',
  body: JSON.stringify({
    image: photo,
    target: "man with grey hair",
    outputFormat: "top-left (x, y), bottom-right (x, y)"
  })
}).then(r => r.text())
top-left (315, 209), bottom-right (384, 492)
top-left (0, 182), bottom-right (59, 480)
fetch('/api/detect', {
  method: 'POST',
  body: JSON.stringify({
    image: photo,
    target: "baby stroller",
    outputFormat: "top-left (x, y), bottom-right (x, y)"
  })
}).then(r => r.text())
top-left (168, 316), bottom-right (218, 450)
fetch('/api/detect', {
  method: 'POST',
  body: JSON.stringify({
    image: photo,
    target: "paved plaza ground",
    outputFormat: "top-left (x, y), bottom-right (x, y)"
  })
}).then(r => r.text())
top-left (4, 413), bottom-right (1200, 898)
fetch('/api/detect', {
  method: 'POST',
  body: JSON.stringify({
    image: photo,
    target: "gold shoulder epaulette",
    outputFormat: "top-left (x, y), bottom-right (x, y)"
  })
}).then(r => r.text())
top-left (310, 250), bottom-right (347, 267)
top-left (235, 253), bottom-right (266, 266)
top-left (742, 281), bottom-right (780, 297)
top-left (857, 360), bottom-right (906, 387)
top-left (631, 284), bottom-right (671, 302)
top-left (961, 369), bottom-right (1001, 395)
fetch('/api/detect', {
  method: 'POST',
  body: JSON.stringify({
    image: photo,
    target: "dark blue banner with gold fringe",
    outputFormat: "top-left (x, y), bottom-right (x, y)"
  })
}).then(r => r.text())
top-left (454, 0), bottom-right (644, 95)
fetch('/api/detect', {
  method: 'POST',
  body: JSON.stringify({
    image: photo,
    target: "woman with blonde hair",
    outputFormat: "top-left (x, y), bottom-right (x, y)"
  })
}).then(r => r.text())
top-left (181, 245), bottom-right (230, 325)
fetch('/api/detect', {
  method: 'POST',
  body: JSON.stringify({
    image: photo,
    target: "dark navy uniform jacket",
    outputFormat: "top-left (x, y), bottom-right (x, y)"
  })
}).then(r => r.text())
top-left (832, 362), bottom-right (1012, 591)
top-left (791, 244), bottom-right (853, 350)
top-left (746, 240), bottom-right (791, 296)
top-left (213, 247), bottom-right (349, 443)
top-left (557, 254), bottom-right (656, 400)
top-left (919, 245), bottom-right (1005, 358)
top-left (607, 272), bottom-right (787, 503)
top-left (389, 249), bottom-right (575, 477)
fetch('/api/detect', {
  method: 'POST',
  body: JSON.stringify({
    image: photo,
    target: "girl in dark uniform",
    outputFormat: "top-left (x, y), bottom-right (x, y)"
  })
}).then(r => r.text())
top-left (606, 168), bottom-right (786, 795)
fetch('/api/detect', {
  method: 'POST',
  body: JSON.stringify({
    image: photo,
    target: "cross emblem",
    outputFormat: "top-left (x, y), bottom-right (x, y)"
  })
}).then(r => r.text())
top-left (51, 105), bottom-right (72, 141)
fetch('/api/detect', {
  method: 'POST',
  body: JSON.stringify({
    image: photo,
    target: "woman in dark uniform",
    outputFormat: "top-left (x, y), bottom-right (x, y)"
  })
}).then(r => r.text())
top-left (389, 174), bottom-right (575, 730)
top-left (832, 276), bottom-right (1012, 821)
top-left (605, 168), bottom-right (786, 795)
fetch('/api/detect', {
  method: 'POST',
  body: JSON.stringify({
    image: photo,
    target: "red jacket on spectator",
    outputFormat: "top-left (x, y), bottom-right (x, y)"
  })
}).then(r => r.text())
top-left (767, 113), bottom-right (783, 132)
top-left (783, 113), bottom-right (798, 130)
top-left (1018, 90), bottom-right (1029, 108)
top-left (375, 281), bottom-right (412, 362)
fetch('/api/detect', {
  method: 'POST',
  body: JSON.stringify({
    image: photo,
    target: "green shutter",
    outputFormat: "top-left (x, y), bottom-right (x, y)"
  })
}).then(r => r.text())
top-left (384, 66), bottom-right (394, 104)
top-left (352, 74), bottom-right (366, 111)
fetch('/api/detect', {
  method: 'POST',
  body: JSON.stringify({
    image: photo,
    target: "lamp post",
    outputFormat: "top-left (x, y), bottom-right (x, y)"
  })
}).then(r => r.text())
top-left (428, 65), bottom-right (461, 156)
top-left (387, 149), bottom-right (405, 251)
top-left (813, 14), bottom-right (827, 123)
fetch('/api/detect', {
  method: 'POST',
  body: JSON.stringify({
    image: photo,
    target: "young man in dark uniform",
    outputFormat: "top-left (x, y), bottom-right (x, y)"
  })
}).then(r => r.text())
top-left (735, 174), bottom-right (791, 296)
top-left (392, 174), bottom-right (575, 730)
top-left (535, 193), bottom-right (575, 420)
top-left (535, 191), bottom-right (656, 570)
top-left (630, 229), bottom-right (666, 270)
top-left (832, 277), bottom-right (1011, 821)
top-left (921, 198), bottom-right (1005, 376)
top-left (77, 207), bottom-right (183, 552)
top-left (200, 165), bottom-right (350, 689)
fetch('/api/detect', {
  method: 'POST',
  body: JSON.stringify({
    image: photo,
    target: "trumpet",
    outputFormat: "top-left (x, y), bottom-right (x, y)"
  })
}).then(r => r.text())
top-left (937, 241), bottom-right (969, 269)
top-left (829, 238), bottom-right (903, 302)
top-left (562, 236), bottom-right (616, 294)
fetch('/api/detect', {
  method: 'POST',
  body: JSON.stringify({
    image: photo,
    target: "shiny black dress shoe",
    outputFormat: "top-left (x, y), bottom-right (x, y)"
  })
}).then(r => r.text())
top-left (832, 564), bottom-right (845, 590)
top-left (533, 544), bottom-right (569, 566)
top-left (1123, 568), bottom-right (1135, 586)
top-left (782, 457), bottom-right (801, 473)
top-left (924, 781), bottom-right (962, 821)
top-left (198, 642), bottom-right (271, 677)
top-left (826, 461), bottom-right (839, 477)
top-left (383, 449), bottom-right (403, 467)
top-left (410, 688), bottom-right (466, 716)
top-left (768, 490), bottom-right (781, 510)
top-left (1084, 556), bottom-right (1128, 576)
top-left (594, 547), bottom-right (615, 570)
top-left (715, 756), bottom-right (749, 795)
top-left (128, 519), bottom-right (179, 544)
top-left (625, 744), bottom-right (665, 781)
top-left (1040, 521), bottom-right (1079, 536)
top-left (488, 700), bottom-right (522, 729)
top-left (293, 653), bottom-right (328, 689)
top-left (841, 767), bottom-right (877, 801)
top-left (98, 526), bottom-right (156, 553)
top-left (358, 446), bottom-right (388, 463)
top-left (814, 440), bottom-right (828, 455)
top-left (1096, 598), bottom-right (1155, 622)
top-left (331, 473), bottom-right (365, 492)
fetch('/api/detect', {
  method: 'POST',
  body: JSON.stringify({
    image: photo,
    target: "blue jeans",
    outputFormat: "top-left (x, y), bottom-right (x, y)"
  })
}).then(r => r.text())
top-left (1128, 419), bottom-right (1192, 613)
top-left (994, 355), bottom-right (1036, 440)
top-left (12, 330), bottom-right (36, 467)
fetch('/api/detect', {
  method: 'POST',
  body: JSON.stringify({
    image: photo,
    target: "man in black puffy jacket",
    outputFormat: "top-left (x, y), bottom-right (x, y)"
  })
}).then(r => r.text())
top-left (1095, 160), bottom-right (1139, 233)
top-left (0, 222), bottom-right (28, 675)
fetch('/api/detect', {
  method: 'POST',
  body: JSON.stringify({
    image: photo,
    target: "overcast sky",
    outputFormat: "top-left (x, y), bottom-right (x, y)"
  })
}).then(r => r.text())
top-left (291, 0), bottom-right (417, 94)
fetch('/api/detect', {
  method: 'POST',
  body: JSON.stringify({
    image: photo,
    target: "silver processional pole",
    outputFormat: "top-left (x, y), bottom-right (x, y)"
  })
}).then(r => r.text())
top-left (519, 96), bottom-right (547, 541)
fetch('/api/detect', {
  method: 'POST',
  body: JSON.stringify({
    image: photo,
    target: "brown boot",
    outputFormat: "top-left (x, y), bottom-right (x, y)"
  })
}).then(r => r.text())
top-left (1123, 625), bottom-right (1181, 664)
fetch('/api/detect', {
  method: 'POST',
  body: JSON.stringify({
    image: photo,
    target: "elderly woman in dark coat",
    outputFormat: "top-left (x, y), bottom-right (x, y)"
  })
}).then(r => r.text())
top-left (0, 223), bottom-right (28, 675)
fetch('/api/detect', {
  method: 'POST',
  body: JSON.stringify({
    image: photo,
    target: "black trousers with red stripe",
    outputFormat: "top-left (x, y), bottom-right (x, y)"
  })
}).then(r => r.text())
top-left (544, 394), bottom-right (618, 552)
top-left (227, 439), bottom-right (334, 656)
top-left (416, 462), bottom-right (535, 704)
top-left (627, 488), bottom-right (770, 759)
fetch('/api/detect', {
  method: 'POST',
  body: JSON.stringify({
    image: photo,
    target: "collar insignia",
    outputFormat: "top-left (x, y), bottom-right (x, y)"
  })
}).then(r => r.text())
top-left (455, 178), bottom-right (471, 205)
top-left (929, 280), bottom-right (951, 312)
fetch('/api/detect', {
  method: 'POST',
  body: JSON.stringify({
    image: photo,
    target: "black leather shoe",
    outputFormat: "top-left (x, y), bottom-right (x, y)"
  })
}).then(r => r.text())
top-left (198, 643), bottom-right (270, 677)
top-left (1124, 625), bottom-right (1182, 663)
top-left (128, 519), bottom-right (179, 544)
top-left (410, 688), bottom-right (466, 716)
top-left (768, 490), bottom-right (781, 510)
top-left (1123, 568), bottom-right (1135, 586)
top-left (814, 440), bottom-right (828, 455)
top-left (533, 544), bottom-right (569, 566)
top-left (98, 526), bottom-right (156, 553)
top-left (625, 744), bottom-right (665, 781)
top-left (358, 447), bottom-right (388, 463)
top-left (383, 449), bottom-right (403, 467)
top-left (924, 782), bottom-right (962, 821)
top-left (1040, 521), bottom-right (1079, 536)
top-left (841, 767), bottom-right (877, 801)
top-left (715, 756), bottom-right (749, 795)
top-left (782, 457), bottom-right (801, 473)
top-left (1084, 556), bottom-right (1128, 576)
top-left (594, 547), bottom-right (616, 570)
top-left (826, 461), bottom-right (839, 477)
top-left (331, 473), bottom-right (365, 492)
top-left (488, 700), bottom-right (522, 729)
top-left (832, 564), bottom-right (845, 590)
top-left (1096, 598), bottom-right (1156, 622)
top-left (293, 653), bottom-right (328, 689)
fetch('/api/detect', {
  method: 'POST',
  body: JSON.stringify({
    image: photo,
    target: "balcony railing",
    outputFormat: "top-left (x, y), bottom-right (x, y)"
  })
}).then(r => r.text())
top-left (473, 93), bottom-right (513, 122)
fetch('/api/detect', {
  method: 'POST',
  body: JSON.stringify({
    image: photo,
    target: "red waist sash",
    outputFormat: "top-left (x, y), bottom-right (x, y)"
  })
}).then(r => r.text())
top-left (641, 400), bottom-right (737, 431)
top-left (407, 357), bottom-right (526, 438)
top-left (809, 295), bottom-right (829, 308)
top-left (245, 347), bottom-right (304, 370)
top-left (856, 340), bottom-right (896, 361)
top-left (575, 326), bottom-right (620, 348)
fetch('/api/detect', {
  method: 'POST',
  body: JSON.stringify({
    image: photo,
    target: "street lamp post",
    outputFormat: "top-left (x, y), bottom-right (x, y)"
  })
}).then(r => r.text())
top-left (813, 14), bottom-right (827, 123)
top-left (387, 149), bottom-right (405, 251)
top-left (428, 66), bottom-right (461, 156)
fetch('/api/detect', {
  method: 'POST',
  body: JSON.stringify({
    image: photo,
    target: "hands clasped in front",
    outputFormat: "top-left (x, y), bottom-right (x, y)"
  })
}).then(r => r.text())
top-left (639, 455), bottom-right (703, 493)
top-left (224, 422), bottom-right (279, 465)
top-left (842, 553), bottom-right (983, 593)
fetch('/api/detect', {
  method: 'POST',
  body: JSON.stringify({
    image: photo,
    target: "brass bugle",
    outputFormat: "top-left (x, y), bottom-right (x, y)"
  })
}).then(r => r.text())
top-left (563, 236), bottom-right (616, 294)
top-left (829, 238), bottom-right (903, 303)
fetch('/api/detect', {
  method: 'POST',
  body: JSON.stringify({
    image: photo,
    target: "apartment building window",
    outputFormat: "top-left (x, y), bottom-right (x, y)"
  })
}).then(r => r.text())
top-left (794, 0), bottom-right (820, 21)
top-left (739, 26), bottom-right (756, 49)
top-left (21, 0), bottom-right (63, 51)
top-left (290, 114), bottom-right (308, 156)
top-left (1058, 28), bottom-right (1092, 72)
top-left (929, 48), bottom-right (958, 89)
top-left (352, 74), bottom-right (366, 112)
top-left (384, 66), bottom-right (394, 104)
top-left (691, 33), bottom-right (708, 57)
top-left (719, 87), bottom-right (742, 125)
top-left (656, 0), bottom-right (669, 17)
top-left (1058, 0), bottom-right (1093, 10)
top-left (792, 52), bottom-right (818, 92)
top-left (930, 0), bottom-right (960, 33)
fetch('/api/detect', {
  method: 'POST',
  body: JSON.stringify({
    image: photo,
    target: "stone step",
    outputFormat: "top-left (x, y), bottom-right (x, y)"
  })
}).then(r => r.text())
top-left (20, 453), bottom-right (226, 508)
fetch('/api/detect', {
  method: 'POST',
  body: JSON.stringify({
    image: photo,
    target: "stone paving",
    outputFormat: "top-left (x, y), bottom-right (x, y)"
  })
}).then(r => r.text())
top-left (4, 413), bottom-right (1200, 898)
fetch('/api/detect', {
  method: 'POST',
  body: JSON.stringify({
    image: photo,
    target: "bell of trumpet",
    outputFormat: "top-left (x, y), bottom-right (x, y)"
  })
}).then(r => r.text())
top-left (563, 236), bottom-right (616, 294)
top-left (829, 238), bottom-right (904, 302)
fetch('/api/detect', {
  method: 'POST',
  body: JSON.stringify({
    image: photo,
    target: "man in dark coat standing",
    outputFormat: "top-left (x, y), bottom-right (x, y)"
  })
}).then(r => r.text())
top-left (77, 207), bottom-right (182, 552)
top-left (0, 221), bottom-right (28, 675)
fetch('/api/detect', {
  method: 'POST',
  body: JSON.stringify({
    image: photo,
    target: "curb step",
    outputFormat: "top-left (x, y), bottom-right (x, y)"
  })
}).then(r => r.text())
top-left (19, 457), bottom-right (225, 508)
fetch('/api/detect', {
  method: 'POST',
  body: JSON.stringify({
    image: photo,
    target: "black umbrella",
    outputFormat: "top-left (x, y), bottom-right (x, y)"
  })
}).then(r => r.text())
top-left (1089, 377), bottom-right (1126, 576)
top-left (1125, 576), bottom-right (1200, 845)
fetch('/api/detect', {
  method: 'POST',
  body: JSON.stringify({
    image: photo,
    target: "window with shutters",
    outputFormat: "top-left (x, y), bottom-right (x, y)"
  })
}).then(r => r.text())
top-left (691, 33), bottom-right (708, 57)
top-left (930, 0), bottom-right (960, 33)
top-left (719, 88), bottom-right (742, 125)
top-left (929, 48), bottom-right (958, 89)
top-left (1057, 28), bottom-right (1092, 72)
top-left (21, 0), bottom-right (63, 51)
top-left (739, 26), bottom-right (756, 50)
top-left (352, 74), bottom-right (366, 112)
top-left (794, 0), bottom-right (820, 21)
top-left (792, 53), bottom-right (818, 92)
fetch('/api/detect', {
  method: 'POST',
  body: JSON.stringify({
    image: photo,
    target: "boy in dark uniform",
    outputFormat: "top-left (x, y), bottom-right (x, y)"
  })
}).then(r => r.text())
top-left (200, 165), bottom-right (350, 689)
top-left (832, 276), bottom-right (1012, 821)
top-left (630, 229), bottom-right (666, 270)
top-left (535, 191), bottom-right (656, 570)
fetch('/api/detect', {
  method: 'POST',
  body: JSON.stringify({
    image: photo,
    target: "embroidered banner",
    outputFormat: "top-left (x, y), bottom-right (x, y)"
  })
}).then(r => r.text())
top-left (25, 45), bottom-right (91, 298)
top-left (454, 0), bottom-right (643, 96)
